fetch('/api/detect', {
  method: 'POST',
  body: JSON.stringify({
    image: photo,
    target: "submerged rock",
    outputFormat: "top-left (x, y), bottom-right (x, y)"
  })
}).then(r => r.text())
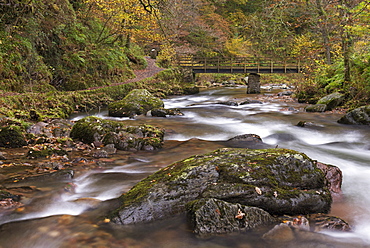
top-left (150, 108), bottom-right (184, 117)
top-left (310, 214), bottom-right (351, 232)
top-left (263, 221), bottom-right (357, 248)
top-left (239, 99), bottom-right (263, 105)
top-left (216, 101), bottom-right (239, 106)
top-left (305, 104), bottom-right (327, 113)
top-left (70, 116), bottom-right (164, 151)
top-left (226, 134), bottom-right (263, 143)
top-left (108, 89), bottom-right (164, 117)
top-left (110, 148), bottom-right (332, 225)
top-left (337, 105), bottom-right (370, 125)
top-left (187, 198), bottom-right (276, 236)
top-left (316, 162), bottom-right (342, 200)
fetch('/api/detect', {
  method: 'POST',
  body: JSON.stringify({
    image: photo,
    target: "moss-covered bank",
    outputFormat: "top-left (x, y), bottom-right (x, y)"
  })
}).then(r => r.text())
top-left (0, 68), bottom-right (197, 121)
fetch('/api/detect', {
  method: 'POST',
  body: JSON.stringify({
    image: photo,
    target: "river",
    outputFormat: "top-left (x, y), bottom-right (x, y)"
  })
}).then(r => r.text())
top-left (0, 86), bottom-right (370, 247)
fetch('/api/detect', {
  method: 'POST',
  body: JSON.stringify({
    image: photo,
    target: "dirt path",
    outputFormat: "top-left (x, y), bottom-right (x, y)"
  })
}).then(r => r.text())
top-left (87, 57), bottom-right (163, 90)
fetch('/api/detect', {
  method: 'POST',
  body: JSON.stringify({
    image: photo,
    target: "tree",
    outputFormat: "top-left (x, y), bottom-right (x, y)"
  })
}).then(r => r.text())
top-left (84, 0), bottom-right (163, 48)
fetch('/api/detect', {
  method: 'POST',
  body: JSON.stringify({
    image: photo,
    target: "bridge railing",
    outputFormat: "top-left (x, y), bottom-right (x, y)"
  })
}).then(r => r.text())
top-left (176, 56), bottom-right (301, 73)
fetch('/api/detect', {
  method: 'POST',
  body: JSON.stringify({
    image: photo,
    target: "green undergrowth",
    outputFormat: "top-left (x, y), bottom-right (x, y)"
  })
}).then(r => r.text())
top-left (0, 68), bottom-right (195, 122)
top-left (0, 0), bottom-right (140, 93)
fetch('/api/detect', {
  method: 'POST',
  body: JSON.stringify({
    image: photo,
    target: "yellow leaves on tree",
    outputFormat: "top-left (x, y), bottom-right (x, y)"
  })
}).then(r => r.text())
top-left (290, 34), bottom-right (319, 59)
top-left (225, 37), bottom-right (252, 57)
top-left (84, 0), bottom-right (163, 47)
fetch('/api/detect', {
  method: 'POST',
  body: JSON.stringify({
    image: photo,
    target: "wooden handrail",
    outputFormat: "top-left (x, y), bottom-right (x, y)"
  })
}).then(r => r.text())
top-left (177, 56), bottom-right (301, 74)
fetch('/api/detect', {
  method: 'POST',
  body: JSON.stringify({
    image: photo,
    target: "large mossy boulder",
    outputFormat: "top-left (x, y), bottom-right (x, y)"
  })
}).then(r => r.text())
top-left (110, 148), bottom-right (331, 225)
top-left (337, 105), bottom-right (370, 125)
top-left (316, 92), bottom-right (345, 111)
top-left (108, 89), bottom-right (164, 117)
top-left (0, 126), bottom-right (27, 148)
top-left (70, 116), bottom-right (164, 151)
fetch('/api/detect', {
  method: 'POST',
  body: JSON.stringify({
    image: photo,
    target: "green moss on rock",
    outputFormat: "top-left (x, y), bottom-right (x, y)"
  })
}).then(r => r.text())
top-left (108, 89), bottom-right (164, 117)
top-left (70, 116), bottom-right (164, 150)
top-left (0, 125), bottom-right (27, 148)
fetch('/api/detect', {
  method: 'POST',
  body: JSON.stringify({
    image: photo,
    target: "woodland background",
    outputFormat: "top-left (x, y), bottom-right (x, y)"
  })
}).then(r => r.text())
top-left (0, 0), bottom-right (369, 116)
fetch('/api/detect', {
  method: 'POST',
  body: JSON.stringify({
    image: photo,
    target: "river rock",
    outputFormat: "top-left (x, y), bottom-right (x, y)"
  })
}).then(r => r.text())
top-left (108, 89), bottom-right (164, 117)
top-left (310, 214), bottom-right (351, 232)
top-left (27, 119), bottom-right (74, 138)
top-left (186, 198), bottom-right (276, 236)
top-left (304, 104), bottom-right (327, 112)
top-left (0, 126), bottom-right (27, 148)
top-left (0, 152), bottom-right (6, 160)
top-left (226, 134), bottom-right (263, 143)
top-left (239, 99), bottom-right (263, 105)
top-left (92, 149), bottom-right (109, 158)
top-left (216, 101), bottom-right (239, 106)
top-left (316, 162), bottom-right (342, 200)
top-left (102, 144), bottom-right (117, 154)
top-left (277, 91), bottom-right (294, 96)
top-left (222, 134), bottom-right (269, 149)
top-left (317, 92), bottom-right (345, 111)
top-left (263, 222), bottom-right (359, 248)
top-left (150, 108), bottom-right (184, 117)
top-left (110, 148), bottom-right (331, 225)
top-left (337, 105), bottom-right (370, 125)
top-left (0, 190), bottom-right (20, 202)
top-left (70, 116), bottom-right (164, 151)
top-left (296, 121), bottom-right (323, 129)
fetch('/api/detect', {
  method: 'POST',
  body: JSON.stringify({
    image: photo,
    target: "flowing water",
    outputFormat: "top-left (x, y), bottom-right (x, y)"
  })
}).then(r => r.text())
top-left (0, 86), bottom-right (370, 247)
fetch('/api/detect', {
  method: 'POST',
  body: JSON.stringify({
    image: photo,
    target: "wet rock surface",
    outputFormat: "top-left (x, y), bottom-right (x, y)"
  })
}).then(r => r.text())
top-left (316, 162), bottom-right (343, 200)
top-left (337, 105), bottom-right (370, 125)
top-left (187, 198), bottom-right (276, 236)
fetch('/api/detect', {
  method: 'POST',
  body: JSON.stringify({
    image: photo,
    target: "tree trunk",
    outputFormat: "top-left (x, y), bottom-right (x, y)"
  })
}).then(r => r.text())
top-left (125, 33), bottom-right (131, 49)
top-left (339, 0), bottom-right (352, 83)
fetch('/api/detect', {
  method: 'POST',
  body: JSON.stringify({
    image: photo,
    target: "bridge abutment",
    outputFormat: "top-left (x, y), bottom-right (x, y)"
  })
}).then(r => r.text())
top-left (246, 73), bottom-right (260, 94)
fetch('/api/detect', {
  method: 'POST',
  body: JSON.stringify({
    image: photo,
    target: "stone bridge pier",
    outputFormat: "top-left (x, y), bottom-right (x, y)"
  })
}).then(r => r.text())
top-left (245, 73), bottom-right (260, 94)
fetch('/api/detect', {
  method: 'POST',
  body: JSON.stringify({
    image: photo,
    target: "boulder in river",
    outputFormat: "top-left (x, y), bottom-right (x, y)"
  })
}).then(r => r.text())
top-left (337, 105), bottom-right (370, 125)
top-left (70, 116), bottom-right (164, 151)
top-left (108, 89), bottom-right (164, 117)
top-left (316, 92), bottom-right (345, 111)
top-left (110, 148), bottom-right (332, 226)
